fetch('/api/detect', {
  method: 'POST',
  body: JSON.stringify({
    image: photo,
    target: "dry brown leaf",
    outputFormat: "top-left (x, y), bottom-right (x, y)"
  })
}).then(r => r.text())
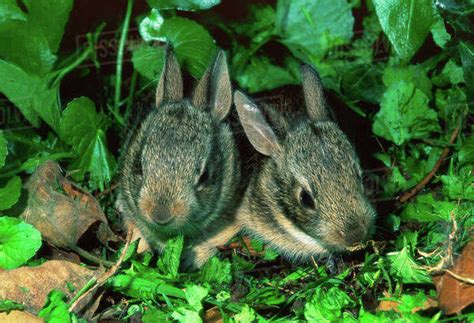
top-left (377, 292), bottom-right (437, 314)
top-left (0, 260), bottom-right (100, 315)
top-left (0, 310), bottom-right (42, 323)
top-left (20, 161), bottom-right (119, 251)
top-left (433, 239), bottom-right (474, 315)
top-left (203, 306), bottom-right (223, 323)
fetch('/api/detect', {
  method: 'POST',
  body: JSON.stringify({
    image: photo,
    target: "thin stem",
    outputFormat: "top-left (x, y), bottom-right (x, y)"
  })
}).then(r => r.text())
top-left (0, 152), bottom-right (74, 178)
top-left (114, 0), bottom-right (134, 111)
top-left (124, 69), bottom-right (138, 122)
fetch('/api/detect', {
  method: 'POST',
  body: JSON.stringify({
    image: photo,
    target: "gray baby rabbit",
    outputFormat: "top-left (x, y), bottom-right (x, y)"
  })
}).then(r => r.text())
top-left (116, 46), bottom-right (240, 256)
top-left (189, 65), bottom-right (376, 265)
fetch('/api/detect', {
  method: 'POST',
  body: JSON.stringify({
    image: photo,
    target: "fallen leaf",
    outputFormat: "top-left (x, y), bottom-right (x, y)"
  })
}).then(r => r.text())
top-left (203, 306), bottom-right (223, 323)
top-left (20, 161), bottom-right (119, 252)
top-left (0, 260), bottom-right (100, 315)
top-left (433, 240), bottom-right (474, 314)
top-left (0, 310), bottom-right (42, 322)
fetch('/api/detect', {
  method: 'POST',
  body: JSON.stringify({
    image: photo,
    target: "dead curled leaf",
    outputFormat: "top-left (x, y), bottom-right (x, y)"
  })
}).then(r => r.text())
top-left (0, 310), bottom-right (42, 323)
top-left (20, 160), bottom-right (119, 251)
top-left (433, 239), bottom-right (474, 315)
top-left (0, 260), bottom-right (100, 315)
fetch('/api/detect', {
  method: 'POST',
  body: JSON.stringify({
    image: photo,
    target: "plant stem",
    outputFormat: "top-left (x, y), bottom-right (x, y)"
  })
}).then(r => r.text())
top-left (114, 0), bottom-right (134, 112)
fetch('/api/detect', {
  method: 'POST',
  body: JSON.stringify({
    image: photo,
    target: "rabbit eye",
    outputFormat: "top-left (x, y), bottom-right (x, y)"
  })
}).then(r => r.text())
top-left (299, 189), bottom-right (315, 210)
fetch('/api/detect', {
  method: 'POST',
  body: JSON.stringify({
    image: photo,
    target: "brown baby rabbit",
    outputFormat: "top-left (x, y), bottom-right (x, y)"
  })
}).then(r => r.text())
top-left (189, 65), bottom-right (375, 265)
top-left (116, 46), bottom-right (240, 259)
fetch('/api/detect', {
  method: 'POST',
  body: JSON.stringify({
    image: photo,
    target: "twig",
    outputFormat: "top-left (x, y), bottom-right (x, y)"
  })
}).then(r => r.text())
top-left (445, 269), bottom-right (474, 285)
top-left (399, 125), bottom-right (460, 203)
top-left (69, 229), bottom-right (133, 313)
top-left (72, 246), bottom-right (115, 267)
top-left (95, 182), bottom-right (119, 198)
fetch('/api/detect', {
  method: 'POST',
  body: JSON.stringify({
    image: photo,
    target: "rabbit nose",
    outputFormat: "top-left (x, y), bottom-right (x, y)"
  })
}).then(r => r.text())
top-left (152, 207), bottom-right (174, 224)
top-left (344, 222), bottom-right (367, 246)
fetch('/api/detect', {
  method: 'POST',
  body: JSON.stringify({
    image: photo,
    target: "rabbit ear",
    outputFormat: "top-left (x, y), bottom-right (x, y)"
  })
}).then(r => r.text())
top-left (235, 91), bottom-right (281, 157)
top-left (301, 65), bottom-right (329, 122)
top-left (192, 50), bottom-right (232, 121)
top-left (156, 45), bottom-right (183, 107)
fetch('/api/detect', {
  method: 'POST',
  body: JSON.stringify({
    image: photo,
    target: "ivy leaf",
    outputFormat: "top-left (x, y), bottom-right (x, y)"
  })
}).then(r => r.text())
top-left (157, 235), bottom-right (184, 279)
top-left (131, 43), bottom-right (165, 81)
top-left (382, 65), bottom-right (432, 98)
top-left (0, 60), bottom-right (61, 131)
top-left (139, 14), bottom-right (216, 78)
top-left (0, 176), bottom-right (22, 211)
top-left (147, 0), bottom-right (220, 11)
top-left (400, 193), bottom-right (456, 222)
top-left (0, 216), bottom-right (42, 270)
top-left (372, 0), bottom-right (434, 61)
top-left (276, 0), bottom-right (354, 61)
top-left (0, 131), bottom-right (7, 168)
top-left (372, 81), bottom-right (440, 145)
top-left (59, 97), bottom-right (116, 191)
top-left (387, 246), bottom-right (431, 284)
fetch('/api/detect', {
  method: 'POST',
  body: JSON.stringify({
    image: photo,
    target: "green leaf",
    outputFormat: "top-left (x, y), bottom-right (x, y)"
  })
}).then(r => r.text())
top-left (0, 60), bottom-right (61, 131)
top-left (199, 256), bottom-right (232, 285)
top-left (459, 41), bottom-right (474, 104)
top-left (430, 12), bottom-right (451, 49)
top-left (232, 4), bottom-right (275, 40)
top-left (0, 176), bottom-right (22, 211)
top-left (147, 0), bottom-right (220, 11)
top-left (276, 0), bottom-right (354, 61)
top-left (382, 65), bottom-right (432, 98)
top-left (441, 167), bottom-right (474, 201)
top-left (432, 60), bottom-right (465, 86)
top-left (0, 131), bottom-right (7, 168)
top-left (184, 284), bottom-right (208, 311)
top-left (372, 0), bottom-right (435, 61)
top-left (458, 135), bottom-right (474, 165)
top-left (435, 87), bottom-right (468, 123)
top-left (372, 81), bottom-right (440, 145)
top-left (304, 286), bottom-right (355, 321)
top-left (139, 14), bottom-right (216, 78)
top-left (142, 308), bottom-right (168, 322)
top-left (59, 97), bottom-right (116, 190)
top-left (233, 305), bottom-right (257, 322)
top-left (0, 216), bottom-right (42, 270)
top-left (156, 235), bottom-right (184, 279)
top-left (132, 43), bottom-right (165, 81)
top-left (0, 300), bottom-right (24, 312)
top-left (0, 0), bottom-right (27, 23)
top-left (171, 308), bottom-right (202, 323)
top-left (387, 247), bottom-right (431, 284)
top-left (22, 0), bottom-right (74, 53)
top-left (400, 193), bottom-right (457, 222)
top-left (38, 290), bottom-right (73, 323)
top-left (235, 55), bottom-right (299, 93)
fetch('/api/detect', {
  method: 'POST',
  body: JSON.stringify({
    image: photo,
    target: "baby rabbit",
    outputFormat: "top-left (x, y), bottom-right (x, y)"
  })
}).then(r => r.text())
top-left (116, 46), bottom-right (240, 255)
top-left (188, 65), bottom-right (375, 265)
top-left (234, 65), bottom-right (376, 261)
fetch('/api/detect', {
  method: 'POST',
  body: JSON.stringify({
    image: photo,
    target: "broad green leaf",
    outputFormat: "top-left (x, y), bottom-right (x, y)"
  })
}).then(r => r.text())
top-left (0, 176), bottom-right (22, 211)
top-left (131, 43), bottom-right (165, 81)
top-left (304, 286), bottom-right (355, 321)
top-left (232, 4), bottom-right (275, 41)
top-left (234, 55), bottom-right (299, 93)
top-left (0, 60), bottom-right (61, 131)
top-left (400, 193), bottom-right (456, 222)
top-left (431, 13), bottom-right (451, 49)
top-left (171, 308), bottom-right (201, 323)
top-left (157, 235), bottom-right (184, 279)
top-left (200, 256), bottom-right (232, 285)
top-left (233, 305), bottom-right (257, 322)
top-left (38, 290), bottom-right (73, 323)
top-left (458, 135), bottom-right (474, 165)
top-left (139, 14), bottom-right (216, 78)
top-left (59, 97), bottom-right (116, 190)
top-left (276, 0), bottom-right (354, 61)
top-left (441, 167), bottom-right (474, 201)
top-left (0, 131), bottom-right (6, 168)
top-left (382, 65), bottom-right (432, 98)
top-left (142, 308), bottom-right (168, 322)
top-left (23, 0), bottom-right (73, 52)
top-left (435, 87), bottom-right (468, 123)
top-left (432, 60), bottom-right (465, 87)
top-left (372, 0), bottom-right (435, 61)
top-left (341, 63), bottom-right (385, 104)
top-left (0, 0), bottom-right (27, 23)
top-left (0, 216), bottom-right (42, 269)
top-left (372, 81), bottom-right (440, 145)
top-left (184, 284), bottom-right (208, 311)
top-left (387, 247), bottom-right (431, 284)
top-left (459, 42), bottom-right (474, 104)
top-left (0, 21), bottom-right (56, 75)
top-left (147, 0), bottom-right (220, 11)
